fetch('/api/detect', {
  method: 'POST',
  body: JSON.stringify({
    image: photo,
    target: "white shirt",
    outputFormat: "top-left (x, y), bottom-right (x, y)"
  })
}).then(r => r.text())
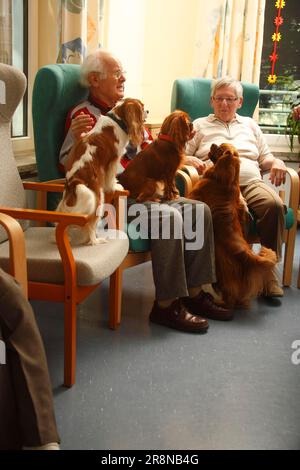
top-left (185, 114), bottom-right (274, 186)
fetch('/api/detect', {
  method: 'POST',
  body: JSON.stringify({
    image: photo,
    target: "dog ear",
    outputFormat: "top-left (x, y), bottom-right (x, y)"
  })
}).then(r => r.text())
top-left (117, 99), bottom-right (144, 147)
top-left (161, 111), bottom-right (190, 149)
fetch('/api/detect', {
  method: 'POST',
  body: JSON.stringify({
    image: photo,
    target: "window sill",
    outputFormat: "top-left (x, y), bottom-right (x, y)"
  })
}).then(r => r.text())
top-left (273, 151), bottom-right (300, 164)
top-left (15, 152), bottom-right (37, 179)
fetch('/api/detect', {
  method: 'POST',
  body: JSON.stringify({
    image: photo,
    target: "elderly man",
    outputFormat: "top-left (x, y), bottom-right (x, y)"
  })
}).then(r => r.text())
top-left (59, 49), bottom-right (151, 171)
top-left (185, 77), bottom-right (286, 297)
top-left (59, 49), bottom-right (232, 332)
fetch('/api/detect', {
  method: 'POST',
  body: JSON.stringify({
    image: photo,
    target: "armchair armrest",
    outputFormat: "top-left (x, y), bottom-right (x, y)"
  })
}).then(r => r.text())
top-left (23, 180), bottom-right (66, 214)
top-left (181, 165), bottom-right (200, 187)
top-left (0, 206), bottom-right (91, 288)
top-left (23, 181), bottom-right (65, 192)
top-left (0, 212), bottom-right (27, 297)
top-left (261, 166), bottom-right (299, 218)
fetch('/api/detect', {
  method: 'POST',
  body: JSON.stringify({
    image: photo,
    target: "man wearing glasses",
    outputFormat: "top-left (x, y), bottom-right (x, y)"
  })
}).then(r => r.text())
top-left (59, 49), bottom-right (152, 171)
top-left (185, 77), bottom-right (287, 298)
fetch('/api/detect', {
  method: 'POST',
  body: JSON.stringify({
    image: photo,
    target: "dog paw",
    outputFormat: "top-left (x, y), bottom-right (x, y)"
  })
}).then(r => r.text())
top-left (90, 237), bottom-right (107, 245)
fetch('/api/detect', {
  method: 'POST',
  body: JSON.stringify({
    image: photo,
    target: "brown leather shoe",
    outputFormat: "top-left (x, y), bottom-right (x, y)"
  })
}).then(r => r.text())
top-left (183, 291), bottom-right (234, 321)
top-left (149, 299), bottom-right (209, 333)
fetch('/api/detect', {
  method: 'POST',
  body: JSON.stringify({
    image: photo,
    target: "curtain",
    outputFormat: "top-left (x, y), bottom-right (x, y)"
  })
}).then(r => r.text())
top-left (194, 0), bottom-right (266, 84)
top-left (56, 0), bottom-right (103, 63)
top-left (0, 0), bottom-right (12, 64)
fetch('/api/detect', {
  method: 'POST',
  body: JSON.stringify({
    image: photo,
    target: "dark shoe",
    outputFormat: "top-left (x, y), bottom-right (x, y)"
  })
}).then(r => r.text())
top-left (149, 299), bottom-right (209, 333)
top-left (263, 278), bottom-right (284, 298)
top-left (183, 291), bottom-right (234, 321)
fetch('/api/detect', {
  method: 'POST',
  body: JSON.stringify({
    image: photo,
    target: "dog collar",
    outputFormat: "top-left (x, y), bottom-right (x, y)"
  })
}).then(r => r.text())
top-left (106, 111), bottom-right (128, 134)
top-left (158, 133), bottom-right (174, 143)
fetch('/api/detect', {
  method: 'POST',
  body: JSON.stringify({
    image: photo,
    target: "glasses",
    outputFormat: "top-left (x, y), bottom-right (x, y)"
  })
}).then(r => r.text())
top-left (213, 97), bottom-right (238, 103)
top-left (111, 70), bottom-right (126, 79)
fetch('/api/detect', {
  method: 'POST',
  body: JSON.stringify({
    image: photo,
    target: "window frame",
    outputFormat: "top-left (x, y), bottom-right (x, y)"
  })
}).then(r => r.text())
top-left (12, 0), bottom-right (38, 155)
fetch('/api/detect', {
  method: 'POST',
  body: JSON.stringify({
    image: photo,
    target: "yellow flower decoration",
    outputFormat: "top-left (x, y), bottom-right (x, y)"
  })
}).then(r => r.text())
top-left (272, 32), bottom-right (282, 42)
top-left (268, 74), bottom-right (277, 84)
top-left (275, 0), bottom-right (285, 8)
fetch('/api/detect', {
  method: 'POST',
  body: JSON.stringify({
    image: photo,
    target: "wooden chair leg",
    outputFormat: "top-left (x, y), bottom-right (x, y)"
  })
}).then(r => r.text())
top-left (109, 267), bottom-right (123, 330)
top-left (64, 296), bottom-right (77, 387)
top-left (282, 224), bottom-right (297, 287)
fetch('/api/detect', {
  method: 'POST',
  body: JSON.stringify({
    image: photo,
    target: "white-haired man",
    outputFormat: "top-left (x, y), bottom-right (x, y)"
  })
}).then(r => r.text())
top-left (59, 49), bottom-right (151, 171)
top-left (185, 77), bottom-right (287, 297)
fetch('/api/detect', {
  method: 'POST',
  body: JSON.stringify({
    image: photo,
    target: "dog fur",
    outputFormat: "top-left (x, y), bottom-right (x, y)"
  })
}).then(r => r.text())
top-left (118, 110), bottom-right (194, 202)
top-left (56, 98), bottom-right (146, 245)
top-left (189, 143), bottom-right (277, 308)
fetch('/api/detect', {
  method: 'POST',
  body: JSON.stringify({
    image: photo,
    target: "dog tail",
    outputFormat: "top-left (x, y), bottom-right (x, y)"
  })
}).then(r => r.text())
top-left (236, 246), bottom-right (277, 300)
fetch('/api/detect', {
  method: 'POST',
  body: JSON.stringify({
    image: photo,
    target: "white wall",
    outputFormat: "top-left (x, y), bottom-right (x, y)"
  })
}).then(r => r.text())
top-left (106, 0), bottom-right (147, 100)
top-left (105, 0), bottom-right (201, 122)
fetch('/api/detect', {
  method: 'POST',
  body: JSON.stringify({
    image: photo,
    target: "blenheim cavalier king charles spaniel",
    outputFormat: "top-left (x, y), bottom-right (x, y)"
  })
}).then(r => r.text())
top-left (57, 98), bottom-right (146, 245)
top-left (118, 110), bottom-right (194, 202)
top-left (189, 143), bottom-right (277, 308)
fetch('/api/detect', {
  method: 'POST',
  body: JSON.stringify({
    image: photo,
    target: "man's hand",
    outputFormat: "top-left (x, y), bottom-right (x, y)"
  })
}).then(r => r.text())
top-left (184, 156), bottom-right (207, 175)
top-left (71, 112), bottom-right (94, 141)
top-left (269, 158), bottom-right (287, 187)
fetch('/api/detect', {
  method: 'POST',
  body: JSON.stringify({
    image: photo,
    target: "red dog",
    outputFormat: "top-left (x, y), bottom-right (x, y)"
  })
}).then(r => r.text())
top-left (57, 98), bottom-right (146, 245)
top-left (189, 143), bottom-right (277, 308)
top-left (118, 110), bottom-right (194, 202)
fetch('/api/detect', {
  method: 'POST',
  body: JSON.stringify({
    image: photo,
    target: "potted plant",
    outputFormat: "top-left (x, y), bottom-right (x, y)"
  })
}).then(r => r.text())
top-left (286, 97), bottom-right (300, 154)
top-left (272, 76), bottom-right (300, 156)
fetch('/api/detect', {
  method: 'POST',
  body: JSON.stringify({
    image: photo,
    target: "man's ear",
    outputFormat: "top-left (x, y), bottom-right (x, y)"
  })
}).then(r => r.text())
top-left (237, 96), bottom-right (243, 109)
top-left (88, 72), bottom-right (101, 87)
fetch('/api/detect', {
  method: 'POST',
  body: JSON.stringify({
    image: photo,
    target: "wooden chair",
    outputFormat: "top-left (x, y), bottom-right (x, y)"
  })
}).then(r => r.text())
top-left (0, 63), bottom-right (129, 387)
top-left (171, 78), bottom-right (299, 287)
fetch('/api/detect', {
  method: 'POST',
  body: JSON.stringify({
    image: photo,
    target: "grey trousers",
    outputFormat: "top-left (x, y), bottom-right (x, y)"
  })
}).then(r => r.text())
top-left (241, 180), bottom-right (285, 259)
top-left (128, 197), bottom-right (216, 301)
top-left (0, 268), bottom-right (59, 450)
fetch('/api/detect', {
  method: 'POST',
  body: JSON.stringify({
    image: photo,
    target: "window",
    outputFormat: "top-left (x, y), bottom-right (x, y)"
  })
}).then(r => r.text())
top-left (259, 0), bottom-right (300, 143)
top-left (0, 0), bottom-right (37, 153)
top-left (0, 0), bottom-right (27, 136)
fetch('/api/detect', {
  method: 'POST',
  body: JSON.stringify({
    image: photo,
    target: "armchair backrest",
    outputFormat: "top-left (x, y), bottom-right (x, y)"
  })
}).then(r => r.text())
top-left (171, 78), bottom-right (259, 121)
top-left (0, 63), bottom-right (28, 243)
top-left (32, 64), bottom-right (88, 209)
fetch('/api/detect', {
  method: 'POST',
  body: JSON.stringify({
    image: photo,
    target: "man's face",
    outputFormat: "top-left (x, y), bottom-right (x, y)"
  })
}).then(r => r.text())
top-left (90, 55), bottom-right (126, 106)
top-left (210, 86), bottom-right (243, 123)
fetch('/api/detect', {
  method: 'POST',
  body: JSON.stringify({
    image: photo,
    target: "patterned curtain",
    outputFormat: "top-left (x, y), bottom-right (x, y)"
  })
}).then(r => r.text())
top-left (194, 0), bottom-right (266, 84)
top-left (56, 0), bottom-right (103, 63)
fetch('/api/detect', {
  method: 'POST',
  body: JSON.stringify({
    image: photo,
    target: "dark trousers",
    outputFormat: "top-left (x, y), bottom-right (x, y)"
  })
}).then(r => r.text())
top-left (0, 268), bottom-right (59, 449)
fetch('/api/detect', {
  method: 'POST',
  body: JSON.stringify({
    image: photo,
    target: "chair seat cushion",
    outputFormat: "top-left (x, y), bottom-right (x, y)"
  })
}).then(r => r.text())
top-left (0, 227), bottom-right (129, 286)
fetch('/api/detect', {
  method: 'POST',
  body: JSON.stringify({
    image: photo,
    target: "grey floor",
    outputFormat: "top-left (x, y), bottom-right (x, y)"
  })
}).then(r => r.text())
top-left (32, 231), bottom-right (300, 450)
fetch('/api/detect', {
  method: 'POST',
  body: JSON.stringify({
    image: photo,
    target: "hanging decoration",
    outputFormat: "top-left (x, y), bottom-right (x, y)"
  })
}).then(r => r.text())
top-left (267, 0), bottom-right (286, 84)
